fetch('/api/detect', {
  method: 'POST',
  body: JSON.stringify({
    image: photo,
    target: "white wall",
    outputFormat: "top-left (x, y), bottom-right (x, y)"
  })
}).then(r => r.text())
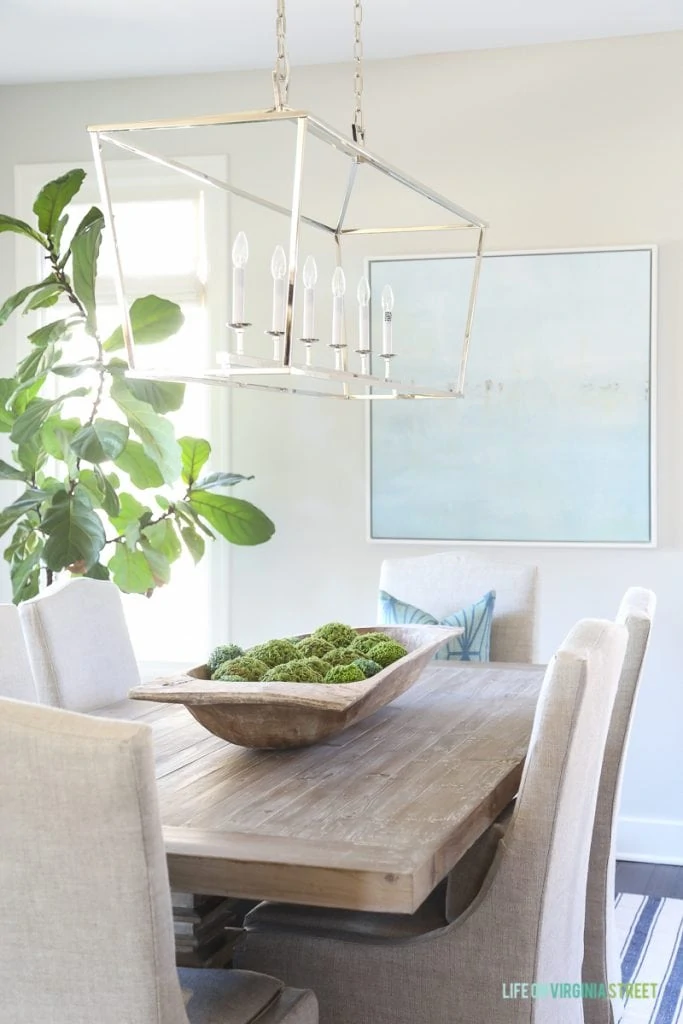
top-left (1, 31), bottom-right (681, 863)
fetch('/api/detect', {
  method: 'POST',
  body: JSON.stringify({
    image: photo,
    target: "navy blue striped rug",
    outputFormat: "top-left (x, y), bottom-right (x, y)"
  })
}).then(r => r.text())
top-left (617, 894), bottom-right (683, 1023)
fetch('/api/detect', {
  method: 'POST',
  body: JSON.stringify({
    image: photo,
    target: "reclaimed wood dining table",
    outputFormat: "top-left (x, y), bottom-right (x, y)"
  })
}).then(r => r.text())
top-left (95, 661), bottom-right (545, 915)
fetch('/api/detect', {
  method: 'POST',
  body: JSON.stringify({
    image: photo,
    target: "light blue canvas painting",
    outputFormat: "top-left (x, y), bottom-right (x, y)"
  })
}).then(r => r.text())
top-left (369, 249), bottom-right (653, 544)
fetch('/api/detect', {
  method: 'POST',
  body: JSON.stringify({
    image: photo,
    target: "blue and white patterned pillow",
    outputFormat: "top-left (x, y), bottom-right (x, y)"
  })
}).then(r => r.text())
top-left (378, 589), bottom-right (496, 662)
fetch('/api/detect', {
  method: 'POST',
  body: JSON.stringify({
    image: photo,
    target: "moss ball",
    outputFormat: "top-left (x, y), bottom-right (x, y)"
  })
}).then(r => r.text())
top-left (298, 656), bottom-right (328, 678)
top-left (210, 673), bottom-right (245, 683)
top-left (351, 632), bottom-right (390, 656)
top-left (313, 622), bottom-right (358, 648)
top-left (247, 639), bottom-right (298, 668)
top-left (261, 659), bottom-right (324, 683)
top-left (367, 640), bottom-right (407, 667)
top-left (322, 647), bottom-right (359, 667)
top-left (353, 657), bottom-right (382, 679)
top-left (212, 656), bottom-right (267, 681)
top-left (324, 663), bottom-right (366, 683)
top-left (296, 635), bottom-right (335, 659)
top-left (207, 643), bottom-right (244, 674)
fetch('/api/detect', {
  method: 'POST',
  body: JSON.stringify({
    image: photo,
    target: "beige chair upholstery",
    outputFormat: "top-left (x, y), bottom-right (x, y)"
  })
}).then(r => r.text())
top-left (18, 577), bottom-right (140, 710)
top-left (0, 604), bottom-right (37, 702)
top-left (583, 587), bottom-right (656, 1024)
top-left (0, 697), bottom-right (317, 1024)
top-left (379, 553), bottom-right (538, 662)
top-left (237, 619), bottom-right (626, 1024)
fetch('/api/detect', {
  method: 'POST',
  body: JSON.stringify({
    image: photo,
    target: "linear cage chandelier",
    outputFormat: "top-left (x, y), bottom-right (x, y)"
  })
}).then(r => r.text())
top-left (88, 0), bottom-right (487, 401)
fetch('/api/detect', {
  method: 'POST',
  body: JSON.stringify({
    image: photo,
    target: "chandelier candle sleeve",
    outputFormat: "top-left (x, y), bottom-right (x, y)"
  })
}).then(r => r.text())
top-left (270, 245), bottom-right (287, 333)
top-left (357, 275), bottom-right (370, 350)
top-left (381, 284), bottom-right (394, 356)
top-left (231, 231), bottom-right (248, 324)
top-left (332, 266), bottom-right (346, 348)
top-left (302, 255), bottom-right (317, 338)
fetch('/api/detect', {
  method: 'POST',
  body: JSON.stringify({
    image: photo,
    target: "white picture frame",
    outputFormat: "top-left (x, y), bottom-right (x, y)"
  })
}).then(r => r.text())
top-left (367, 245), bottom-right (657, 548)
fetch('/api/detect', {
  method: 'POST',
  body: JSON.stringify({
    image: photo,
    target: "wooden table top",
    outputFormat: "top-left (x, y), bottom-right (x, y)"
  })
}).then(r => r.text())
top-left (98, 662), bottom-right (545, 914)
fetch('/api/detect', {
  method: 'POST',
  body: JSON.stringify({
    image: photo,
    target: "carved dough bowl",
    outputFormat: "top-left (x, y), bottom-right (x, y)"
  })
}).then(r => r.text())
top-left (129, 624), bottom-right (462, 749)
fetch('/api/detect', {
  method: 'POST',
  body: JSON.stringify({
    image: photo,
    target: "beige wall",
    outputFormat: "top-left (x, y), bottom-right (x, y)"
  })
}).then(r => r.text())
top-left (1, 30), bottom-right (681, 861)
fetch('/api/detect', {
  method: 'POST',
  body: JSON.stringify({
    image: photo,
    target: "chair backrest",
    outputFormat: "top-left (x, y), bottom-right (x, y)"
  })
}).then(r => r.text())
top-left (459, 619), bottom-right (626, 1009)
top-left (583, 588), bottom-right (656, 1022)
top-left (0, 604), bottom-right (38, 702)
top-left (0, 697), bottom-right (188, 1024)
top-left (19, 577), bottom-right (140, 711)
top-left (379, 553), bottom-right (538, 662)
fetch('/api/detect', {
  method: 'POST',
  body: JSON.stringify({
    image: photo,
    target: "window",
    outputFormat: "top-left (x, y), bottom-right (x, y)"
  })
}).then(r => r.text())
top-left (14, 158), bottom-right (230, 668)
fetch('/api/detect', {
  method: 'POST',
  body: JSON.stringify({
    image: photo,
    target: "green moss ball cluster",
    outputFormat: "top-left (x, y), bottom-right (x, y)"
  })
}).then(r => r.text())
top-left (351, 632), bottom-right (389, 655)
top-left (295, 636), bottom-right (334, 659)
top-left (313, 622), bottom-right (358, 648)
top-left (366, 640), bottom-right (407, 668)
top-left (212, 656), bottom-right (267, 681)
top-left (207, 643), bottom-right (244, 674)
top-left (206, 623), bottom-right (409, 685)
top-left (352, 657), bottom-right (382, 679)
top-left (261, 660), bottom-right (324, 683)
top-left (322, 647), bottom-right (359, 667)
top-left (247, 639), bottom-right (298, 668)
top-left (324, 663), bottom-right (366, 683)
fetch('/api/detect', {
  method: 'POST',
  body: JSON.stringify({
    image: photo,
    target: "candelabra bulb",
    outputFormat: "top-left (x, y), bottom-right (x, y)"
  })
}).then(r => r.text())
top-left (332, 266), bottom-right (347, 298)
top-left (232, 231), bottom-right (249, 268)
top-left (381, 285), bottom-right (394, 314)
top-left (303, 255), bottom-right (318, 288)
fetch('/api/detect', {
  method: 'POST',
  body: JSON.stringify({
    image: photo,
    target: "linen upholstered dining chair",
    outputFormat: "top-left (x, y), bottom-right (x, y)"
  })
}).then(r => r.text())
top-left (446, 587), bottom-right (657, 1024)
top-left (0, 696), bottom-right (318, 1024)
top-left (378, 553), bottom-right (538, 662)
top-left (18, 576), bottom-right (140, 711)
top-left (583, 587), bottom-right (656, 1024)
top-left (0, 603), bottom-right (38, 702)
top-left (235, 618), bottom-right (627, 1024)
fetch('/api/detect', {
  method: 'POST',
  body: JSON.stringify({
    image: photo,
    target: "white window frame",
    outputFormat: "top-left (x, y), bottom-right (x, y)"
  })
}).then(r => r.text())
top-left (13, 157), bottom-right (233, 666)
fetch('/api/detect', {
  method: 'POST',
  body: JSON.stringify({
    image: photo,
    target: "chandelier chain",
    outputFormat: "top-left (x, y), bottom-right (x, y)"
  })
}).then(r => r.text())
top-left (272, 0), bottom-right (290, 111)
top-left (352, 0), bottom-right (365, 144)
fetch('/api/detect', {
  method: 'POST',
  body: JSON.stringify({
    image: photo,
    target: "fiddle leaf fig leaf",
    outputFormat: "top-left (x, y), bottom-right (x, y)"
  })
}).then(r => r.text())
top-left (194, 471), bottom-right (253, 491)
top-left (110, 378), bottom-right (180, 485)
top-left (41, 417), bottom-right (81, 461)
top-left (70, 207), bottom-right (104, 334)
top-left (108, 545), bottom-right (155, 594)
top-left (0, 280), bottom-right (58, 326)
top-left (22, 282), bottom-right (64, 312)
top-left (28, 317), bottom-right (80, 348)
top-left (0, 214), bottom-right (47, 248)
top-left (10, 389), bottom-right (88, 444)
top-left (0, 460), bottom-right (28, 481)
top-left (142, 518), bottom-right (181, 562)
top-left (180, 436), bottom-right (211, 486)
top-left (70, 418), bottom-right (129, 464)
top-left (114, 440), bottom-right (164, 490)
top-left (180, 524), bottom-right (205, 564)
top-left (123, 379), bottom-right (185, 413)
top-left (188, 491), bottom-right (275, 546)
top-left (41, 488), bottom-right (106, 572)
top-left (32, 169), bottom-right (85, 239)
top-left (0, 488), bottom-right (50, 540)
top-left (103, 295), bottom-right (184, 352)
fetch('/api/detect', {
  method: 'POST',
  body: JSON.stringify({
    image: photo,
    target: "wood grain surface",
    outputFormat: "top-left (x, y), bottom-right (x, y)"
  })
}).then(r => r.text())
top-left (97, 661), bottom-right (545, 913)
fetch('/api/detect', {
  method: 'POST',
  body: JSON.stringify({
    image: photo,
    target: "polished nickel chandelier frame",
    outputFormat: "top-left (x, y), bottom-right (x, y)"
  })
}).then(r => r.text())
top-left (87, 0), bottom-right (487, 401)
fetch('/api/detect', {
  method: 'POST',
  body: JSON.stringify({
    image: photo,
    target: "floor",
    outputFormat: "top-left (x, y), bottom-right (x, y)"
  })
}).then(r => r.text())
top-left (616, 861), bottom-right (683, 899)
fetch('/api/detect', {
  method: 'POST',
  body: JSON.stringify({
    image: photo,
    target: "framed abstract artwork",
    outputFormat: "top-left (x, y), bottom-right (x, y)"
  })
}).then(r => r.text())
top-left (368, 247), bottom-right (656, 546)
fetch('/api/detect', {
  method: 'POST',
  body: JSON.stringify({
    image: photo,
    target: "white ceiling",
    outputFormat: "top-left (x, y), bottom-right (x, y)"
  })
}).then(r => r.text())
top-left (2, 0), bottom-right (683, 85)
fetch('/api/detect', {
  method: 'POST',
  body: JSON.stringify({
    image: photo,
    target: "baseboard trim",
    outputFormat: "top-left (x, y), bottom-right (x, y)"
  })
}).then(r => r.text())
top-left (617, 815), bottom-right (683, 866)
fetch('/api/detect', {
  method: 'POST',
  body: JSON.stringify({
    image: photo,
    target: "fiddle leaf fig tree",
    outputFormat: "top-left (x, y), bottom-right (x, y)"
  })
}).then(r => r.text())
top-left (0, 169), bottom-right (274, 603)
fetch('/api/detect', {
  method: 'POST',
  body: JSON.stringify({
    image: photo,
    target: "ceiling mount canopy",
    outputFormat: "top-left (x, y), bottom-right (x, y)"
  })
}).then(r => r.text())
top-left (88, 0), bottom-right (487, 400)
